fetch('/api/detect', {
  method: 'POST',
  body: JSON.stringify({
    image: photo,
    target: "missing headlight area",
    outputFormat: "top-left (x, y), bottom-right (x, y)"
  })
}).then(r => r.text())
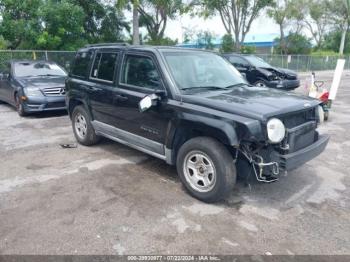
top-left (238, 143), bottom-right (281, 183)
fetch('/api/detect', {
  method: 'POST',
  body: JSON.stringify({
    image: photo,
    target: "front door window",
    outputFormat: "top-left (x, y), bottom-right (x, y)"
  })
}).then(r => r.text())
top-left (120, 55), bottom-right (161, 90)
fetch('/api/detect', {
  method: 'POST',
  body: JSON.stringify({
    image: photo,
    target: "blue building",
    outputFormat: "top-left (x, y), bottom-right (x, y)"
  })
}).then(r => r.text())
top-left (177, 33), bottom-right (279, 54)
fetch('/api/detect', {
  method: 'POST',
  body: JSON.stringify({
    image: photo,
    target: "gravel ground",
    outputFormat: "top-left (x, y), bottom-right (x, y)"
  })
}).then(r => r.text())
top-left (0, 71), bottom-right (349, 255)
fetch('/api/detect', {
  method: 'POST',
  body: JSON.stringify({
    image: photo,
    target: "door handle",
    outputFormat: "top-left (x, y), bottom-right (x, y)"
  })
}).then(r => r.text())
top-left (86, 86), bottom-right (102, 92)
top-left (114, 94), bottom-right (128, 102)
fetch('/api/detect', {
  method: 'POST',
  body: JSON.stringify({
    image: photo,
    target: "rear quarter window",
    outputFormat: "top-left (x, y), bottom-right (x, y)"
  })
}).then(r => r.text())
top-left (71, 51), bottom-right (93, 78)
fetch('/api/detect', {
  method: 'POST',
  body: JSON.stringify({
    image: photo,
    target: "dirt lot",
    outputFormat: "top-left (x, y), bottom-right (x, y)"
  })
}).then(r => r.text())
top-left (0, 71), bottom-right (349, 255)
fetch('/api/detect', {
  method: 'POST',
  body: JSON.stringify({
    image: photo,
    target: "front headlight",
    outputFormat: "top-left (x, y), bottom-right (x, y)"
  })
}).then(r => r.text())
top-left (24, 87), bottom-right (43, 97)
top-left (267, 118), bottom-right (286, 143)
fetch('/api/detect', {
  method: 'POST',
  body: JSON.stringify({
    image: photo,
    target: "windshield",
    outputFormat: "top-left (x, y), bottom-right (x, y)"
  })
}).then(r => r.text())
top-left (244, 56), bottom-right (272, 68)
top-left (14, 62), bottom-right (67, 77)
top-left (163, 51), bottom-right (246, 92)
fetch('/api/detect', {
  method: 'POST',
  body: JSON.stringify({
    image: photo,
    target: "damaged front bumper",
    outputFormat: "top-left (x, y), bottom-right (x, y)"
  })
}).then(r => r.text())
top-left (277, 134), bottom-right (329, 171)
top-left (240, 133), bottom-right (330, 183)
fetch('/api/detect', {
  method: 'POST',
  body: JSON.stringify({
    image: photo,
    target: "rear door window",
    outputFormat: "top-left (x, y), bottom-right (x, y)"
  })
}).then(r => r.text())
top-left (90, 52), bottom-right (118, 82)
top-left (71, 51), bottom-right (93, 78)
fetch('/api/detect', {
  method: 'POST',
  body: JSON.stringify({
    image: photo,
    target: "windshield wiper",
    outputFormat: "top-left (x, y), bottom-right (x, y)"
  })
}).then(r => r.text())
top-left (182, 83), bottom-right (247, 92)
top-left (36, 74), bottom-right (60, 77)
top-left (181, 86), bottom-right (228, 91)
top-left (224, 83), bottom-right (247, 88)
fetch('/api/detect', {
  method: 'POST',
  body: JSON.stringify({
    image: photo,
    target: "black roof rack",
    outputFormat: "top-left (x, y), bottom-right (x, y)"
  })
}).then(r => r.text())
top-left (84, 43), bottom-right (130, 48)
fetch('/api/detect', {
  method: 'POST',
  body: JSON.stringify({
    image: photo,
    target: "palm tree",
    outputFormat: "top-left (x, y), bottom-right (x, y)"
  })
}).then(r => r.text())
top-left (117, 0), bottom-right (140, 45)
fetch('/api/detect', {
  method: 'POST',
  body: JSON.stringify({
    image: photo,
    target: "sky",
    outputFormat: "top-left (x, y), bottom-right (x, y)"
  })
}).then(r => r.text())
top-left (163, 12), bottom-right (280, 43)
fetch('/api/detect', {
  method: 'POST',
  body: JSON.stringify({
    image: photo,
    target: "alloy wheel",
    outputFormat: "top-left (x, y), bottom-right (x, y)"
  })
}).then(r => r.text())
top-left (74, 113), bottom-right (88, 140)
top-left (183, 151), bottom-right (217, 193)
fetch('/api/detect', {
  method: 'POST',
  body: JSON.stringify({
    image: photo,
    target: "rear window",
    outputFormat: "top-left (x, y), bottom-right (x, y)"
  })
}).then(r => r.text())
top-left (71, 51), bottom-right (93, 78)
top-left (90, 52), bottom-right (118, 82)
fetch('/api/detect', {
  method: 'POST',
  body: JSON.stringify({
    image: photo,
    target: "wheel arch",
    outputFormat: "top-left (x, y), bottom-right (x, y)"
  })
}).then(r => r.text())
top-left (165, 116), bottom-right (239, 164)
top-left (68, 98), bottom-right (90, 119)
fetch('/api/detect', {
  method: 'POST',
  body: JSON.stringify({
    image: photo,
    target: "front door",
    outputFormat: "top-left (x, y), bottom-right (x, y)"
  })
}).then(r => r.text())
top-left (93, 52), bottom-right (171, 156)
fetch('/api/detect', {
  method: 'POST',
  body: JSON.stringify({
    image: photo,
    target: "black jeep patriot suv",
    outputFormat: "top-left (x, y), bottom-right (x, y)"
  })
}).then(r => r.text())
top-left (66, 43), bottom-right (329, 203)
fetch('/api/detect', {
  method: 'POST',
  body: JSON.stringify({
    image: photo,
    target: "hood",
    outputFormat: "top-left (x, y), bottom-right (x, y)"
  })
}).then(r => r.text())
top-left (182, 85), bottom-right (319, 121)
top-left (275, 67), bottom-right (298, 78)
top-left (257, 66), bottom-right (298, 79)
top-left (17, 76), bottom-right (66, 89)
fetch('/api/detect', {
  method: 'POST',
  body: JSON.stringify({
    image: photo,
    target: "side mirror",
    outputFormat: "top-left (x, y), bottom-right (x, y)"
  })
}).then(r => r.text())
top-left (139, 93), bottom-right (163, 113)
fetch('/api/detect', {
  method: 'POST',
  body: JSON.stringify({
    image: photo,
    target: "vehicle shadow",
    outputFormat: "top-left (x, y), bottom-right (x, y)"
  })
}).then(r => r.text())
top-left (26, 110), bottom-right (68, 119)
top-left (95, 138), bottom-right (322, 209)
top-left (0, 103), bottom-right (68, 119)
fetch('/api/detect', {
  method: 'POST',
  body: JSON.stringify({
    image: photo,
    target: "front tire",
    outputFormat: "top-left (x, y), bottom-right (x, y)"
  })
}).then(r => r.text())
top-left (15, 94), bottom-right (27, 117)
top-left (72, 105), bottom-right (100, 146)
top-left (324, 111), bottom-right (329, 121)
top-left (176, 137), bottom-right (236, 203)
top-left (254, 80), bottom-right (267, 88)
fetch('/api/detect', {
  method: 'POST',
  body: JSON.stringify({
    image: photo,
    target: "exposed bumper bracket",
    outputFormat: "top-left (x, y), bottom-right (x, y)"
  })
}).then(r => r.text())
top-left (239, 146), bottom-right (280, 183)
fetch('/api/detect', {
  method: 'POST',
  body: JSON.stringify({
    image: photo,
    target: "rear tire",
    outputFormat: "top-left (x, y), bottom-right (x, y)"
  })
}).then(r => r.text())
top-left (72, 105), bottom-right (100, 146)
top-left (176, 137), bottom-right (236, 203)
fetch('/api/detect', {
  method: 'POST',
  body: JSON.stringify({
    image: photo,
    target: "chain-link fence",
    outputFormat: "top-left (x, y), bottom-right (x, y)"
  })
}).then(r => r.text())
top-left (257, 54), bottom-right (350, 72)
top-left (1, 50), bottom-right (350, 73)
top-left (0, 50), bottom-right (76, 72)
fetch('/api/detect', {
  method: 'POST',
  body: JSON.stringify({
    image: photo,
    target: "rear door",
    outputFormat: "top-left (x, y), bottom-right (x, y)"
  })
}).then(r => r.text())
top-left (86, 50), bottom-right (120, 125)
top-left (68, 49), bottom-right (119, 124)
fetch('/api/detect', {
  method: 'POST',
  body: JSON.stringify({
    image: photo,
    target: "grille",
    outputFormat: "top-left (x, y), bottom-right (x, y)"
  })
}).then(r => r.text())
top-left (46, 102), bottom-right (66, 109)
top-left (42, 87), bottom-right (65, 96)
top-left (281, 108), bottom-right (316, 129)
top-left (285, 121), bottom-right (317, 153)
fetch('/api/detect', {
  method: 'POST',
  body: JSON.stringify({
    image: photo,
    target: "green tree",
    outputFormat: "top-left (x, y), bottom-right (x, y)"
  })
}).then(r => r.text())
top-left (220, 34), bottom-right (235, 53)
top-left (196, 30), bottom-right (215, 50)
top-left (98, 6), bottom-right (130, 43)
top-left (0, 36), bottom-right (8, 49)
top-left (240, 45), bottom-right (256, 54)
top-left (274, 32), bottom-right (312, 54)
top-left (70, 0), bottom-right (107, 43)
top-left (72, 0), bottom-right (129, 44)
top-left (327, 0), bottom-right (350, 54)
top-left (182, 26), bottom-right (197, 43)
top-left (267, 0), bottom-right (294, 54)
top-left (303, 0), bottom-right (331, 49)
top-left (36, 0), bottom-right (86, 50)
top-left (196, 0), bottom-right (274, 51)
top-left (145, 36), bottom-right (178, 45)
top-left (138, 0), bottom-right (183, 44)
top-left (322, 30), bottom-right (350, 54)
top-left (0, 0), bottom-right (42, 49)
